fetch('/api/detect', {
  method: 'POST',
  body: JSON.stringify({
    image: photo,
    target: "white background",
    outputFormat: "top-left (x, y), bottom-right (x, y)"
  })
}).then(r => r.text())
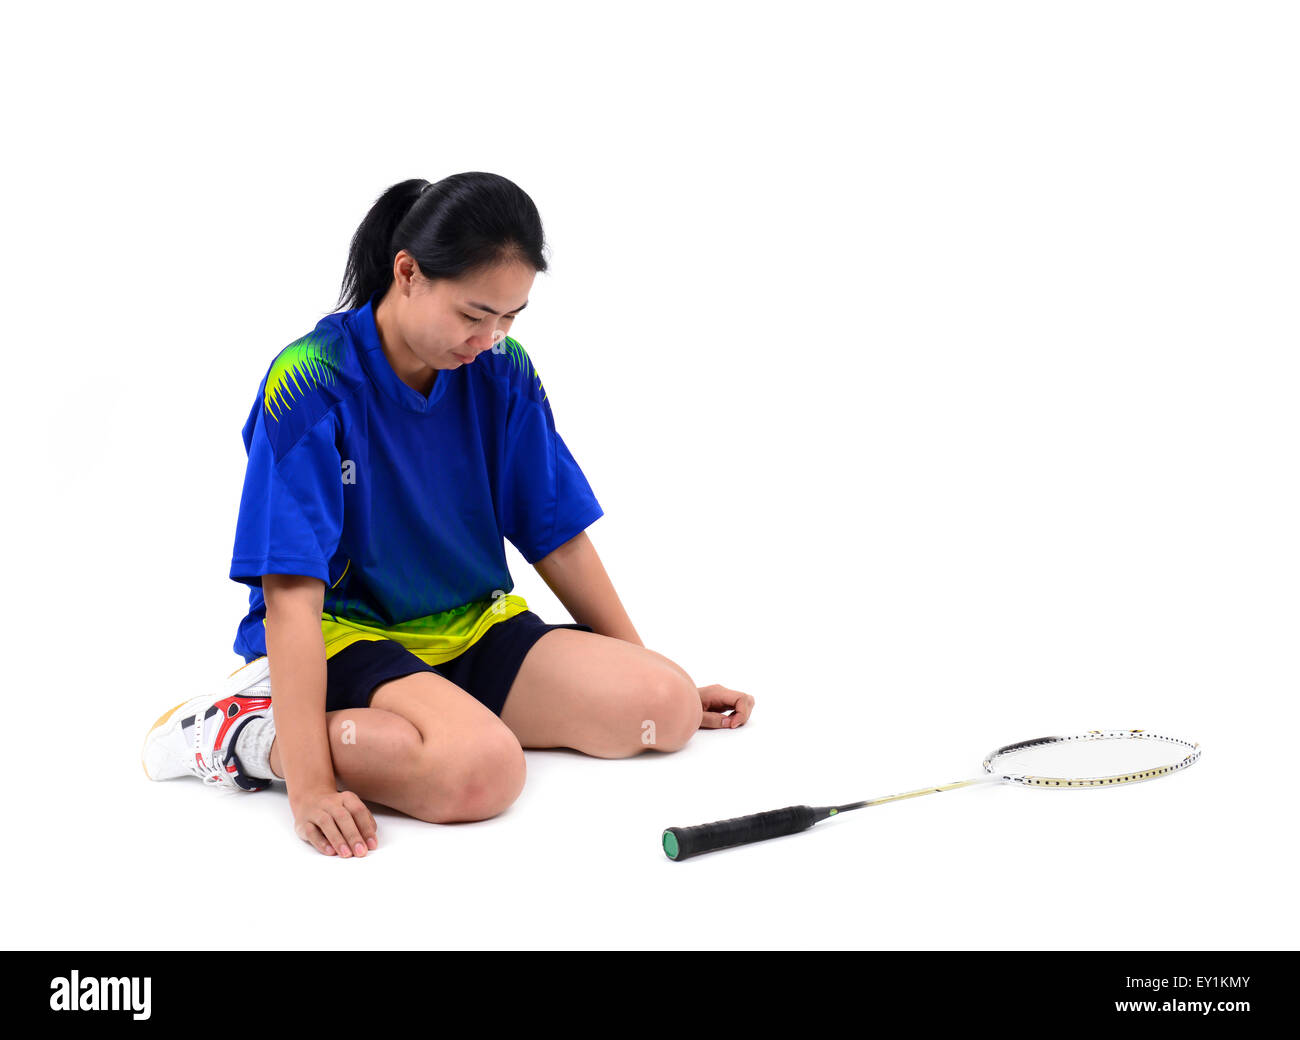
top-left (3, 0), bottom-right (1295, 950)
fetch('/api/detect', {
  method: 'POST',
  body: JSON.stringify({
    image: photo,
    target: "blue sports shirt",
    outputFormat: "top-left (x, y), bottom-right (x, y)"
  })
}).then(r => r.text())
top-left (228, 288), bottom-right (603, 664)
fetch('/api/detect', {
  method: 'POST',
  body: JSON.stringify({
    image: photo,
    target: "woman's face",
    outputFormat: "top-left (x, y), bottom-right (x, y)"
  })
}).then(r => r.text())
top-left (385, 251), bottom-right (535, 376)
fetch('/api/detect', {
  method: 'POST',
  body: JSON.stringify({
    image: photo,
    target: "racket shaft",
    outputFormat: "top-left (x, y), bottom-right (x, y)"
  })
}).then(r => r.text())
top-left (663, 805), bottom-right (818, 860)
top-left (857, 776), bottom-right (994, 808)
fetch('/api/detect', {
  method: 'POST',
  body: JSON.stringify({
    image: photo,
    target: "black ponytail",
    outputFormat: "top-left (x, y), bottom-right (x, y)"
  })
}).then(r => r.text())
top-left (335, 173), bottom-right (548, 313)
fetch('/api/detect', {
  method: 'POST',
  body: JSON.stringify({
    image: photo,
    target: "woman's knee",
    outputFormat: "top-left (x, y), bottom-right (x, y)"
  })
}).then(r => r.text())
top-left (640, 668), bottom-right (702, 753)
top-left (408, 725), bottom-right (526, 823)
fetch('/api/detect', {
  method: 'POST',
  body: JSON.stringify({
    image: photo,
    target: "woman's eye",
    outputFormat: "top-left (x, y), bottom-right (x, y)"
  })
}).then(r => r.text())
top-left (462, 314), bottom-right (483, 323)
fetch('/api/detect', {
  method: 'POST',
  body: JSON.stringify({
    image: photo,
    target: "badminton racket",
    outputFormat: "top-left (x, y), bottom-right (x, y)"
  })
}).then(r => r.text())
top-left (662, 729), bottom-right (1200, 861)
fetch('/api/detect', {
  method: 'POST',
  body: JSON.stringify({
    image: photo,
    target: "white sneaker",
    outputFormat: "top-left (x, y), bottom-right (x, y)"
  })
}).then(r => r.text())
top-left (141, 656), bottom-right (274, 792)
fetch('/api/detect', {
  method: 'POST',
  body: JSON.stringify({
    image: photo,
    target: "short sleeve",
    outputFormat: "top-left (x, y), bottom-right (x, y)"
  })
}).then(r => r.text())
top-left (229, 390), bottom-right (344, 588)
top-left (501, 366), bottom-right (604, 565)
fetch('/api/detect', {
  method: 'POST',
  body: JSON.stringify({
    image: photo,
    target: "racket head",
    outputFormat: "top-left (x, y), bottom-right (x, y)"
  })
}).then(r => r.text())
top-left (983, 729), bottom-right (1200, 789)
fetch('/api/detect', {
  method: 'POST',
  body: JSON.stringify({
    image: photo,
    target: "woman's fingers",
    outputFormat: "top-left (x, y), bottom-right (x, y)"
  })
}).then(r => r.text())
top-left (341, 790), bottom-right (379, 851)
top-left (296, 819), bottom-right (336, 856)
top-left (330, 805), bottom-right (367, 858)
top-left (699, 710), bottom-right (734, 729)
top-left (727, 692), bottom-right (755, 726)
top-left (697, 684), bottom-right (755, 728)
top-left (314, 812), bottom-right (352, 857)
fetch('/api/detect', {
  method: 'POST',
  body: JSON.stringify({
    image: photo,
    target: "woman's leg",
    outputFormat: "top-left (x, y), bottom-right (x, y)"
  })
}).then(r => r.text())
top-left (500, 630), bottom-right (703, 757)
top-left (268, 670), bottom-right (526, 824)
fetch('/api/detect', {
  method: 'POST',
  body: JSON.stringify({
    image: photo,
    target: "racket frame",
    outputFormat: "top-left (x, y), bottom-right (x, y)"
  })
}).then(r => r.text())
top-left (983, 728), bottom-right (1202, 789)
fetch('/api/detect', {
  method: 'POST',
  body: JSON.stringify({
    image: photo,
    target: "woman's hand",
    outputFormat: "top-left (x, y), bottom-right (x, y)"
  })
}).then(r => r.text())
top-left (289, 786), bottom-right (378, 858)
top-left (698, 684), bottom-right (755, 729)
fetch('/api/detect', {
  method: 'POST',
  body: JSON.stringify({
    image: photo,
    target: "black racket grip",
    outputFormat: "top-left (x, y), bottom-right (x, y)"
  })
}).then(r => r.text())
top-left (662, 805), bottom-right (819, 860)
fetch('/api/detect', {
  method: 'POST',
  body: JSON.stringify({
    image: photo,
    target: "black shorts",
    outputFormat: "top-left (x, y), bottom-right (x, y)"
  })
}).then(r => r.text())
top-left (323, 610), bottom-right (593, 716)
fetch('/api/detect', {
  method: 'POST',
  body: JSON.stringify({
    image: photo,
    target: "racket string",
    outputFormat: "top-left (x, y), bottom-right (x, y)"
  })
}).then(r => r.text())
top-left (985, 730), bottom-right (1201, 787)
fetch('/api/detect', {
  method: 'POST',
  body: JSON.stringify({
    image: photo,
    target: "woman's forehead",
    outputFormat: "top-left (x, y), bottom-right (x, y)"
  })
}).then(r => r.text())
top-left (449, 264), bottom-right (534, 309)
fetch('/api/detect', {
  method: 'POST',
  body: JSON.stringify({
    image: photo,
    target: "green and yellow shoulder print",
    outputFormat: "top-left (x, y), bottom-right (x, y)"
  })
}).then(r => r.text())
top-left (499, 335), bottom-right (547, 404)
top-left (264, 332), bottom-right (345, 422)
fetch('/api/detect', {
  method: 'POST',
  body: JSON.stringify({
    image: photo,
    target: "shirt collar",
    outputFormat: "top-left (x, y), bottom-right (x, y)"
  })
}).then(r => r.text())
top-left (345, 288), bottom-right (452, 414)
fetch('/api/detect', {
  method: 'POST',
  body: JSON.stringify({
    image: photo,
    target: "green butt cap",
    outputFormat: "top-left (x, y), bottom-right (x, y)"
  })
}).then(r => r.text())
top-left (662, 830), bottom-right (679, 859)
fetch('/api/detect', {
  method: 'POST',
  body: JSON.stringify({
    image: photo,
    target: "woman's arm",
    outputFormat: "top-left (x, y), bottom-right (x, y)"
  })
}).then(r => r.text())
top-left (532, 531), bottom-right (644, 646)
top-left (532, 532), bottom-right (756, 729)
top-left (262, 574), bottom-right (337, 794)
top-left (263, 574), bottom-right (376, 857)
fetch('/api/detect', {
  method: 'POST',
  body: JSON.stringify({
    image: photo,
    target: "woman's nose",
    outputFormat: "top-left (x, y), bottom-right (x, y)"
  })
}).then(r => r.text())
top-left (474, 328), bottom-right (506, 352)
top-left (469, 327), bottom-right (502, 352)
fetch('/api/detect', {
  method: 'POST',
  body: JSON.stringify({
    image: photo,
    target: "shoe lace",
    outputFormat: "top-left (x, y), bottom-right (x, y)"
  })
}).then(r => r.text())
top-left (192, 714), bottom-right (240, 790)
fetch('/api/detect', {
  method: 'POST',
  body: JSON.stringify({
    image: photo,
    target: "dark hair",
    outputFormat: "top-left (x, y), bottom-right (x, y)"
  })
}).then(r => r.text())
top-left (334, 173), bottom-right (548, 312)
